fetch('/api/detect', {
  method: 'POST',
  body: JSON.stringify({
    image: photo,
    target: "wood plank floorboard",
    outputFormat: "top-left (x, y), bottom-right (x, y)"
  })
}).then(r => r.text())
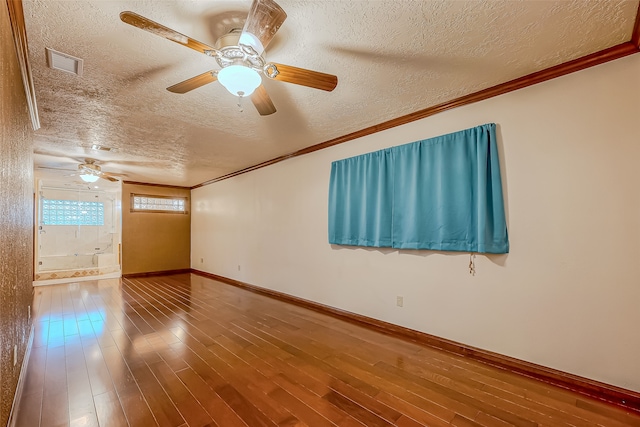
top-left (13, 273), bottom-right (640, 427)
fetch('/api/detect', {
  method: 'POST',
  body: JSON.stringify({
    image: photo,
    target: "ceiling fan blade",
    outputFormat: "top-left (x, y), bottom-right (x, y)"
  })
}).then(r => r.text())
top-left (167, 71), bottom-right (218, 94)
top-left (36, 166), bottom-right (76, 172)
top-left (265, 63), bottom-right (337, 92)
top-left (120, 11), bottom-right (216, 55)
top-left (34, 149), bottom-right (86, 163)
top-left (102, 175), bottom-right (119, 182)
top-left (251, 85), bottom-right (276, 116)
top-left (239, 0), bottom-right (287, 55)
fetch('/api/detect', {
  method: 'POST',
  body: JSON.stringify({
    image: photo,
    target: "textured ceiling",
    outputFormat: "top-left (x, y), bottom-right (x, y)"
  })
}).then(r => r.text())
top-left (24, 0), bottom-right (638, 187)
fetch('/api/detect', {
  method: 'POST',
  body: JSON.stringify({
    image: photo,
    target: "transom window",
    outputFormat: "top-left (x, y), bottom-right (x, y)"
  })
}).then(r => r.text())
top-left (131, 194), bottom-right (187, 213)
top-left (42, 199), bottom-right (104, 226)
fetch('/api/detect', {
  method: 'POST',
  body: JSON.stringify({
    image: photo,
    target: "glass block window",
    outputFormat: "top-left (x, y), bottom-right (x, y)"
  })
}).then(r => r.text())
top-left (131, 194), bottom-right (187, 213)
top-left (42, 199), bottom-right (104, 226)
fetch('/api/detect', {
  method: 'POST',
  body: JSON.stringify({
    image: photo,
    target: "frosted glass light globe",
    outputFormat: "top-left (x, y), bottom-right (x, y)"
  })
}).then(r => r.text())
top-left (79, 173), bottom-right (99, 183)
top-left (217, 65), bottom-right (261, 97)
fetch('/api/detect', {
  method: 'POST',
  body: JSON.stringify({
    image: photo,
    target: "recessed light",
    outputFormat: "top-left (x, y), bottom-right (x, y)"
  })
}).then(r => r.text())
top-left (45, 48), bottom-right (83, 76)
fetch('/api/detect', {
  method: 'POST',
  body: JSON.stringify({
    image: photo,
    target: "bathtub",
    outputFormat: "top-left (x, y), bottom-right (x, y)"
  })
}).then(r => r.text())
top-left (34, 252), bottom-right (120, 283)
top-left (37, 253), bottom-right (118, 272)
top-left (38, 254), bottom-right (97, 271)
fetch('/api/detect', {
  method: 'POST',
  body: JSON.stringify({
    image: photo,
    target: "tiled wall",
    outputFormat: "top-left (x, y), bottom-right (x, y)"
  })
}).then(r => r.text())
top-left (34, 265), bottom-right (120, 282)
top-left (0, 3), bottom-right (35, 424)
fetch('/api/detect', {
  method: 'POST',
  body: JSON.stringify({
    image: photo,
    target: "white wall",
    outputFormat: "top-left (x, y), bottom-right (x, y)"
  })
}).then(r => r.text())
top-left (192, 54), bottom-right (640, 392)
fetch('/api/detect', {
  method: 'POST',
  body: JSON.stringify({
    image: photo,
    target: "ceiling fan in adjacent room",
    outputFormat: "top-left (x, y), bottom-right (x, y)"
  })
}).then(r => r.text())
top-left (120, 0), bottom-right (338, 116)
top-left (37, 159), bottom-right (124, 183)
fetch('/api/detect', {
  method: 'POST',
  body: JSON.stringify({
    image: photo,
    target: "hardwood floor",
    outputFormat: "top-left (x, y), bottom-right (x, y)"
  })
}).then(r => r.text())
top-left (13, 273), bottom-right (640, 427)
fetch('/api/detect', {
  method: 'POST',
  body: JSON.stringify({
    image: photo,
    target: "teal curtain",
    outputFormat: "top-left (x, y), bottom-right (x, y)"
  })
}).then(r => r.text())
top-left (328, 149), bottom-right (393, 247)
top-left (328, 124), bottom-right (509, 254)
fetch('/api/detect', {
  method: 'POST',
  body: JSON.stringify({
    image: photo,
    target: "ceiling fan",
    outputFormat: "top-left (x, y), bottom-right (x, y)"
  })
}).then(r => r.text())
top-left (120, 0), bottom-right (338, 116)
top-left (37, 159), bottom-right (123, 183)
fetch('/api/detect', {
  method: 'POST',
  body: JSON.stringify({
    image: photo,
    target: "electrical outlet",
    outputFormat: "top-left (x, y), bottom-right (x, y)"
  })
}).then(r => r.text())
top-left (200, 257), bottom-right (204, 263)
top-left (13, 345), bottom-right (17, 366)
top-left (238, 265), bottom-right (241, 271)
top-left (396, 296), bottom-right (403, 307)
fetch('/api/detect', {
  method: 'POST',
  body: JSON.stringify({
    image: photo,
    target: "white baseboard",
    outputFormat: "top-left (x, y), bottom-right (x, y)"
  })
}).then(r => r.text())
top-left (7, 324), bottom-right (35, 427)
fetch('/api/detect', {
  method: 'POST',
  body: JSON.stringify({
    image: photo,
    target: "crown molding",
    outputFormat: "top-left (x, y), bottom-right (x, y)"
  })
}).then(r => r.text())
top-left (6, 0), bottom-right (39, 130)
top-left (193, 36), bottom-right (640, 190)
top-left (123, 180), bottom-right (191, 190)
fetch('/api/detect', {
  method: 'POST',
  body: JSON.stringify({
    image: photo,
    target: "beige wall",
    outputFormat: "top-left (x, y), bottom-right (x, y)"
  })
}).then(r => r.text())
top-left (0, 3), bottom-right (35, 424)
top-left (122, 183), bottom-right (190, 275)
top-left (192, 54), bottom-right (640, 392)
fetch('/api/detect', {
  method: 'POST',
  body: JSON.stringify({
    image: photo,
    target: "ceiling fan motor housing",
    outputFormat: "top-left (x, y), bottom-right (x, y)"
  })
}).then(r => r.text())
top-left (207, 37), bottom-right (266, 74)
top-left (215, 28), bottom-right (242, 50)
top-left (79, 162), bottom-right (100, 174)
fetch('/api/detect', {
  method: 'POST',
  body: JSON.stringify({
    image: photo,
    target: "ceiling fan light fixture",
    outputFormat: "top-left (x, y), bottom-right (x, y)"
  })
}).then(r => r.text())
top-left (79, 173), bottom-right (99, 183)
top-left (217, 65), bottom-right (262, 97)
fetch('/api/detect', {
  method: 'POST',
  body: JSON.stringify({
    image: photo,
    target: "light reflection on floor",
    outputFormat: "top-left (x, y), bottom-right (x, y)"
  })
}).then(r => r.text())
top-left (40, 308), bottom-right (106, 345)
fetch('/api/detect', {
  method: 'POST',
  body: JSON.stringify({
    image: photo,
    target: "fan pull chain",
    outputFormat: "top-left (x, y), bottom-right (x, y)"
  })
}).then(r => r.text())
top-left (469, 253), bottom-right (476, 276)
top-left (237, 95), bottom-right (244, 113)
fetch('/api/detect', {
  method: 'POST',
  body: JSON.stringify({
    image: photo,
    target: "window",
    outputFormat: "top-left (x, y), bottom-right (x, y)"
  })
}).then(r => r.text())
top-left (42, 199), bottom-right (104, 226)
top-left (131, 194), bottom-right (187, 213)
